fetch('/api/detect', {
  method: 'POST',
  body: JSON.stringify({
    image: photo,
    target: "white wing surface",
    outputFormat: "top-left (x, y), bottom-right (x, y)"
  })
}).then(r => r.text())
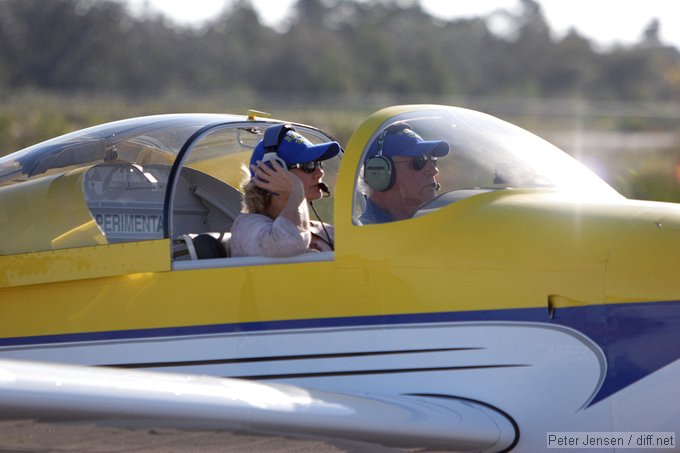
top-left (0, 358), bottom-right (516, 452)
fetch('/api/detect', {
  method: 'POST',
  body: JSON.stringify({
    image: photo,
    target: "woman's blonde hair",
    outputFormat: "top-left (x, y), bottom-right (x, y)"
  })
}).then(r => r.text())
top-left (241, 165), bottom-right (271, 214)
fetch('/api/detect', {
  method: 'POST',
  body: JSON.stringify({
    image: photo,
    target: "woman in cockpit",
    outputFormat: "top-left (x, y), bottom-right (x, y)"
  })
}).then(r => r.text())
top-left (230, 125), bottom-right (340, 257)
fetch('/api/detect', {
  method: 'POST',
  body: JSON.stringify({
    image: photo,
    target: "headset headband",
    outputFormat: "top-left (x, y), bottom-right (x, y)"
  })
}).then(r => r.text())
top-left (263, 124), bottom-right (296, 154)
top-left (376, 128), bottom-right (388, 157)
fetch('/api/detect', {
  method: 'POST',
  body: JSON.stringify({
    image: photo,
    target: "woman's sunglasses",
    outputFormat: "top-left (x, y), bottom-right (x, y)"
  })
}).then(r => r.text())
top-left (288, 161), bottom-right (323, 173)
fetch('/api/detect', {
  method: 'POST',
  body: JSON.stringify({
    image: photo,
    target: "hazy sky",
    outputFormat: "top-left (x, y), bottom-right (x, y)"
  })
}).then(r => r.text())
top-left (127, 0), bottom-right (680, 49)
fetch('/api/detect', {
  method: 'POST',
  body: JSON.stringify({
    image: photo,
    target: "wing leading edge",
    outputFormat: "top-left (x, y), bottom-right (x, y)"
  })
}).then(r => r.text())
top-left (0, 358), bottom-right (516, 452)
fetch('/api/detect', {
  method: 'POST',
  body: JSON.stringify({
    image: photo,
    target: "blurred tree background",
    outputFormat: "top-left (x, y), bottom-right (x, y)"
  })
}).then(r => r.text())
top-left (1, 0), bottom-right (679, 201)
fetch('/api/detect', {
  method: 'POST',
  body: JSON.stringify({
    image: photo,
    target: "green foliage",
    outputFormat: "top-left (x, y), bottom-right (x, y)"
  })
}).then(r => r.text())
top-left (0, 90), bottom-right (370, 156)
top-left (630, 171), bottom-right (680, 203)
top-left (624, 149), bottom-right (680, 202)
top-left (1, 0), bottom-right (679, 100)
top-left (1, 0), bottom-right (679, 203)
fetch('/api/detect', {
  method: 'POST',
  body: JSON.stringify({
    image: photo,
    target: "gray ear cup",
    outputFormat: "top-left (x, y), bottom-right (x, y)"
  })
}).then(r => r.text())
top-left (364, 155), bottom-right (394, 192)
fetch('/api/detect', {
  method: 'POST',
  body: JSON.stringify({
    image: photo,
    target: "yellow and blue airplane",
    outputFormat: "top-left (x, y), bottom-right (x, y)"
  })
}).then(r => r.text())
top-left (0, 105), bottom-right (679, 451)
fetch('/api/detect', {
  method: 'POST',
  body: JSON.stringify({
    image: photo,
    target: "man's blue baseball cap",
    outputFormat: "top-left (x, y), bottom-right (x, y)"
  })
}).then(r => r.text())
top-left (250, 129), bottom-right (341, 172)
top-left (366, 123), bottom-right (449, 161)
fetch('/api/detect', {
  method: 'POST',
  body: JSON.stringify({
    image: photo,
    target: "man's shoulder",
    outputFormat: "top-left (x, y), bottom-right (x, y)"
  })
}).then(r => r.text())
top-left (360, 199), bottom-right (393, 224)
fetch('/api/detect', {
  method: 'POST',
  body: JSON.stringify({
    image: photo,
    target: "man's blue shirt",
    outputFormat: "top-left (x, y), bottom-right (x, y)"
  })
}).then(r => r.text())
top-left (358, 198), bottom-right (394, 224)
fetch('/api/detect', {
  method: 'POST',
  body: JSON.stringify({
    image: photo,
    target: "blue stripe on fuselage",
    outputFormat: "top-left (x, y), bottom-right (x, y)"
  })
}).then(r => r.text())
top-left (1, 300), bottom-right (679, 405)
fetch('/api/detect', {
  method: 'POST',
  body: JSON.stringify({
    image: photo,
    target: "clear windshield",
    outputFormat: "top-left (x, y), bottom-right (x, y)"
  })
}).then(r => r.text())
top-left (354, 106), bottom-right (620, 224)
top-left (0, 115), bottom-right (239, 254)
top-left (0, 114), bottom-right (238, 187)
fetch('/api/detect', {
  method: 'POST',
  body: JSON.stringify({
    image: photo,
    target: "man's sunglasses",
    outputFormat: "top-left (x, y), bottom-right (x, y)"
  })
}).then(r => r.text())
top-left (396, 155), bottom-right (438, 171)
top-left (288, 161), bottom-right (323, 173)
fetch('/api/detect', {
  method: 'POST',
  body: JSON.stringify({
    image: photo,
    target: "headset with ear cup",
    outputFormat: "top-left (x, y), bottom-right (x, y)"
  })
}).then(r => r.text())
top-left (363, 123), bottom-right (410, 192)
top-left (261, 123), bottom-right (296, 168)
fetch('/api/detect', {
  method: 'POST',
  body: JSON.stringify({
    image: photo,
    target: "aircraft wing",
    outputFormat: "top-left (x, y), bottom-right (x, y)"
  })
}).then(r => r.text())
top-left (0, 358), bottom-right (516, 452)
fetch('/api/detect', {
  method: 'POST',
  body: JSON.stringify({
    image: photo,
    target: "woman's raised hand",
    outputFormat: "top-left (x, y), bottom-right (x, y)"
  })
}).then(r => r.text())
top-left (251, 159), bottom-right (303, 197)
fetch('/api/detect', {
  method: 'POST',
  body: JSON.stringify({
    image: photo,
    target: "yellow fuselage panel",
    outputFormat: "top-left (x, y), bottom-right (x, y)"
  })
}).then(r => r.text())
top-left (0, 239), bottom-right (170, 289)
top-left (0, 259), bottom-right (362, 338)
top-left (605, 200), bottom-right (680, 301)
top-left (3, 189), bottom-right (678, 340)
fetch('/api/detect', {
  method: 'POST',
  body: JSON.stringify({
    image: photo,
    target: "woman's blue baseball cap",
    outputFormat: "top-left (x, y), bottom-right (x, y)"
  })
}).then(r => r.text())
top-left (250, 128), bottom-right (341, 171)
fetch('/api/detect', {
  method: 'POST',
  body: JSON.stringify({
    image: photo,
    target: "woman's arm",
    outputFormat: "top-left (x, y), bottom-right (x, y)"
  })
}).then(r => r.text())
top-left (231, 214), bottom-right (311, 257)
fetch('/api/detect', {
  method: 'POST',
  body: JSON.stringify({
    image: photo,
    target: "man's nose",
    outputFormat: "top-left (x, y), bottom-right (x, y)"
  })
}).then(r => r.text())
top-left (425, 159), bottom-right (438, 175)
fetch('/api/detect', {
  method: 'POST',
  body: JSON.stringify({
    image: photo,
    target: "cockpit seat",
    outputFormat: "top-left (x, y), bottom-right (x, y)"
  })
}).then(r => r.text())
top-left (174, 232), bottom-right (232, 260)
top-left (192, 233), bottom-right (228, 259)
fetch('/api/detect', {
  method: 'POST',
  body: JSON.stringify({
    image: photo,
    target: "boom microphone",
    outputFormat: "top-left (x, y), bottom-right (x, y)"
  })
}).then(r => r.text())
top-left (318, 182), bottom-right (331, 197)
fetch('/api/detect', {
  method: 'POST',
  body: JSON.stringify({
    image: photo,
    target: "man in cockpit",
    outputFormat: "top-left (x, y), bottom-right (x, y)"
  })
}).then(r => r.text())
top-left (359, 124), bottom-right (450, 224)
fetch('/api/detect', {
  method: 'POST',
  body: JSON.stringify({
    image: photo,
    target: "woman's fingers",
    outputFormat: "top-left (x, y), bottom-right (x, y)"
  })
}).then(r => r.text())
top-left (252, 160), bottom-right (301, 196)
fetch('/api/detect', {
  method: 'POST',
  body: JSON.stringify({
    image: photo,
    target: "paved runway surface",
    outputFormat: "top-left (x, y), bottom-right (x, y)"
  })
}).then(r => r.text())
top-left (0, 420), bottom-right (420, 453)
